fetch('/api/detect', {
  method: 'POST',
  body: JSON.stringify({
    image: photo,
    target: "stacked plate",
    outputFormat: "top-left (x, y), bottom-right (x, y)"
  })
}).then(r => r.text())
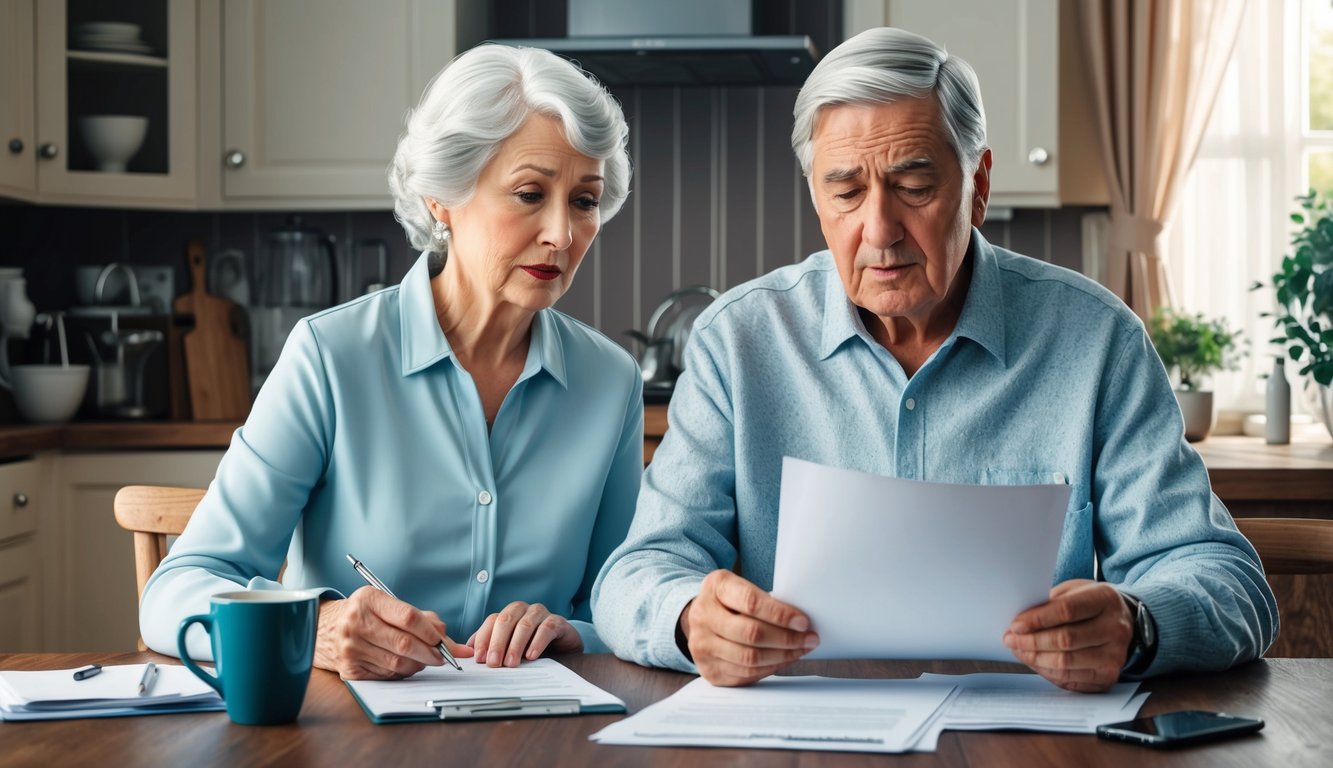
top-left (74, 22), bottom-right (153, 55)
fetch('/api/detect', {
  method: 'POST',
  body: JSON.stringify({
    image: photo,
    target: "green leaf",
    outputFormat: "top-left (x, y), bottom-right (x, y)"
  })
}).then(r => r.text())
top-left (1290, 345), bottom-right (1306, 360)
top-left (1292, 212), bottom-right (1306, 224)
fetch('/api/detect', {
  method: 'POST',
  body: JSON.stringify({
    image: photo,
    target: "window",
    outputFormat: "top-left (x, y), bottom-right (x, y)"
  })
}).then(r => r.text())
top-left (1165, 0), bottom-right (1333, 415)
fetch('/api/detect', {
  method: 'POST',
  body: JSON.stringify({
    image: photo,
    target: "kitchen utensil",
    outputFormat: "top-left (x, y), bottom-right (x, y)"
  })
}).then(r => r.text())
top-left (78, 116), bottom-right (148, 173)
top-left (0, 268), bottom-right (37, 391)
top-left (9, 365), bottom-right (90, 423)
top-left (208, 249), bottom-right (250, 306)
top-left (250, 217), bottom-right (338, 392)
top-left (5, 312), bottom-right (89, 424)
top-left (173, 241), bottom-right (251, 420)
top-left (74, 264), bottom-right (175, 313)
top-left (624, 285), bottom-right (720, 394)
top-left (85, 326), bottom-right (166, 419)
top-left (355, 239), bottom-right (390, 294)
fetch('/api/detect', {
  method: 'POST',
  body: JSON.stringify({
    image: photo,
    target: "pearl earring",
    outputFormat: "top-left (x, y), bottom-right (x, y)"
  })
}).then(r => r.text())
top-left (432, 220), bottom-right (450, 249)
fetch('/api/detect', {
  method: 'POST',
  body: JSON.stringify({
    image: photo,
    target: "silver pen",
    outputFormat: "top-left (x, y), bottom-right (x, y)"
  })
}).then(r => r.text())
top-left (137, 662), bottom-right (157, 695)
top-left (346, 553), bottom-right (462, 671)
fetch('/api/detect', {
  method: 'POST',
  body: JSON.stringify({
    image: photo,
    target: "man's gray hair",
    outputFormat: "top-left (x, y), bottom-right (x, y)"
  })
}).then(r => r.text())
top-left (791, 27), bottom-right (987, 179)
top-left (388, 44), bottom-right (632, 252)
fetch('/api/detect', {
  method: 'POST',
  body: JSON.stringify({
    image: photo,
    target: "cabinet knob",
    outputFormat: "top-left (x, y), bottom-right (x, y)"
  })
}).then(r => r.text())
top-left (13, 492), bottom-right (28, 508)
top-left (38, 142), bottom-right (58, 160)
top-left (224, 149), bottom-right (246, 169)
top-left (1027, 147), bottom-right (1050, 166)
top-left (7, 138), bottom-right (22, 155)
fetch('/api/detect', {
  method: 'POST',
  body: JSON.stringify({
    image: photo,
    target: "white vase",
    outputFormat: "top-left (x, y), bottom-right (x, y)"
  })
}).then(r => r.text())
top-left (1302, 378), bottom-right (1333, 441)
top-left (1175, 389), bottom-right (1214, 442)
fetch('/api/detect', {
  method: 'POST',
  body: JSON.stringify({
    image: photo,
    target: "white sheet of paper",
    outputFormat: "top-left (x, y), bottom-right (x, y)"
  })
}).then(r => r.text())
top-left (908, 673), bottom-right (1148, 751)
top-left (344, 657), bottom-right (623, 718)
top-left (0, 663), bottom-right (226, 720)
top-left (0, 664), bottom-right (220, 710)
top-left (771, 457), bottom-right (1071, 661)
top-left (589, 675), bottom-right (956, 753)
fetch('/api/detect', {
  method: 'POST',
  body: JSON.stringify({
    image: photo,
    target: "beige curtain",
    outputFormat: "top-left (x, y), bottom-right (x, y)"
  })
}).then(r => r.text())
top-left (1078, 0), bottom-right (1245, 320)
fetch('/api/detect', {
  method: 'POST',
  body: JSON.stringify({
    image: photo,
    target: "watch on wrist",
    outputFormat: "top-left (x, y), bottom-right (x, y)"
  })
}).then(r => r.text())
top-left (1121, 593), bottom-right (1158, 675)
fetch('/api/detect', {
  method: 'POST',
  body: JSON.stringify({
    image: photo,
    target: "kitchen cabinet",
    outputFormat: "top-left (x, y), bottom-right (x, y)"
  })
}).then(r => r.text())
top-left (40, 450), bottom-right (224, 652)
top-left (0, 0), bottom-right (35, 200)
top-left (843, 0), bottom-right (1107, 208)
top-left (203, 0), bottom-right (486, 208)
top-left (20, 0), bottom-right (199, 207)
top-left (0, 457), bottom-right (47, 652)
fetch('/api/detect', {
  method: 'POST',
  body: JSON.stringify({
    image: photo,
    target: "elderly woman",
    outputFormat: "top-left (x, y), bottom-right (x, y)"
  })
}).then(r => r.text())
top-left (140, 44), bottom-right (640, 679)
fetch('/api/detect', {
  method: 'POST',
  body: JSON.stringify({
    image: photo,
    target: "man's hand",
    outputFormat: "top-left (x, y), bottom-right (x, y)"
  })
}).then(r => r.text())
top-left (679, 569), bottom-right (819, 687)
top-left (470, 601), bottom-right (584, 667)
top-left (315, 587), bottom-right (474, 680)
top-left (1002, 579), bottom-right (1135, 692)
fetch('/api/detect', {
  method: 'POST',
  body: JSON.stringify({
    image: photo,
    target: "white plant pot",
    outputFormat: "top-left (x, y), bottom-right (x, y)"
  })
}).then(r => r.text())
top-left (1303, 378), bottom-right (1333, 441)
top-left (1175, 389), bottom-right (1214, 443)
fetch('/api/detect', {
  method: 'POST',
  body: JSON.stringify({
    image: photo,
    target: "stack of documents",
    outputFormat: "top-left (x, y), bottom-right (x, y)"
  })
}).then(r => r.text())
top-left (0, 664), bottom-right (224, 721)
top-left (589, 672), bottom-right (1146, 754)
top-left (345, 658), bottom-right (626, 723)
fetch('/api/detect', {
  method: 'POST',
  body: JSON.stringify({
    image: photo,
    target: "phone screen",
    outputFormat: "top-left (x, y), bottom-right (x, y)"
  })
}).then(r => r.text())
top-left (1096, 710), bottom-right (1264, 748)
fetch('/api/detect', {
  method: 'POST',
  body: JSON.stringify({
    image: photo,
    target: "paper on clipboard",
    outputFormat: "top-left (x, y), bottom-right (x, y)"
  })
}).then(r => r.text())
top-left (770, 457), bottom-right (1070, 661)
top-left (344, 657), bottom-right (625, 723)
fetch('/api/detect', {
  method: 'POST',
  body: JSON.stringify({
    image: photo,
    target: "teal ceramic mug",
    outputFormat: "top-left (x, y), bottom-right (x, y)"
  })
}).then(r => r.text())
top-left (177, 589), bottom-right (319, 725)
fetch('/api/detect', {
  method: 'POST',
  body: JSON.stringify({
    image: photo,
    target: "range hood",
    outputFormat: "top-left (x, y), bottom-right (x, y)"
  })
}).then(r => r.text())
top-left (488, 0), bottom-right (820, 87)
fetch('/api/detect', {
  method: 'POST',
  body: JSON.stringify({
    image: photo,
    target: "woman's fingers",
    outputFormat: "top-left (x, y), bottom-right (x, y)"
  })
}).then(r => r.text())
top-left (315, 588), bottom-right (463, 679)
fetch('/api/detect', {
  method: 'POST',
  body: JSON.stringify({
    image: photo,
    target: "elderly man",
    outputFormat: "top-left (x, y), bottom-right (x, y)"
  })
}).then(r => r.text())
top-left (591, 27), bottom-right (1276, 692)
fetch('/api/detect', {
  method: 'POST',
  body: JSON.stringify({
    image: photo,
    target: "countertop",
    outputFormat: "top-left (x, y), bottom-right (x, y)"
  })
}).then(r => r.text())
top-left (3, 413), bottom-right (1329, 507)
top-left (0, 421), bottom-right (239, 458)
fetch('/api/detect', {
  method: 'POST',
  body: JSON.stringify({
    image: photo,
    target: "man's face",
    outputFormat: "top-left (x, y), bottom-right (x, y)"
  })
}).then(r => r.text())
top-left (809, 97), bottom-right (990, 327)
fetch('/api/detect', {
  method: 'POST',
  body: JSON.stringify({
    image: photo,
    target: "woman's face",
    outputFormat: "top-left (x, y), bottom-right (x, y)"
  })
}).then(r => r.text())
top-left (437, 114), bottom-right (605, 312)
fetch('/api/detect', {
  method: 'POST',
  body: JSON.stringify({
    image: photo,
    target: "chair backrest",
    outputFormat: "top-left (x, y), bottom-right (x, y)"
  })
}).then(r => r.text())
top-left (1235, 518), bottom-right (1333, 575)
top-left (113, 485), bottom-right (206, 602)
top-left (1235, 517), bottom-right (1333, 658)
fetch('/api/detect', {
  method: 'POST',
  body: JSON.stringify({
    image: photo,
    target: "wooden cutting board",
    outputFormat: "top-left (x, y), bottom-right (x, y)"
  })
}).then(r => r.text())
top-left (173, 240), bottom-right (250, 420)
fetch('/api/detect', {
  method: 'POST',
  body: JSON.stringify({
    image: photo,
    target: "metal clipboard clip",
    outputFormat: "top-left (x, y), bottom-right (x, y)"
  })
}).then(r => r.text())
top-left (426, 697), bottom-right (582, 720)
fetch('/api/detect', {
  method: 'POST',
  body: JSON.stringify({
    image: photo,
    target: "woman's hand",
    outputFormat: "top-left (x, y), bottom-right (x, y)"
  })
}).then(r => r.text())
top-left (315, 587), bottom-right (474, 680)
top-left (469, 602), bottom-right (583, 667)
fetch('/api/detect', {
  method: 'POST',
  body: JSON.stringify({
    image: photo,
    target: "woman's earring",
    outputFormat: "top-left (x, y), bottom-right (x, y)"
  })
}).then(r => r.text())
top-left (432, 220), bottom-right (450, 249)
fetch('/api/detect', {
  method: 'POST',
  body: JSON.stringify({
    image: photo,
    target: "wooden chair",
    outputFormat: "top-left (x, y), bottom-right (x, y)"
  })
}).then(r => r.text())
top-left (1235, 517), bottom-right (1333, 658)
top-left (113, 484), bottom-right (206, 604)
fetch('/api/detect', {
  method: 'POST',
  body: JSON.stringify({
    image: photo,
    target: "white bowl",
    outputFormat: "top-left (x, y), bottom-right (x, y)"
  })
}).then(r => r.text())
top-left (11, 365), bottom-right (90, 424)
top-left (78, 116), bottom-right (148, 173)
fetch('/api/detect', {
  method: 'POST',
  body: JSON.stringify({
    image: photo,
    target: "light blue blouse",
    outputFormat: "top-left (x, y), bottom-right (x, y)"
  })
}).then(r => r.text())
top-left (142, 252), bottom-right (643, 660)
top-left (593, 231), bottom-right (1276, 678)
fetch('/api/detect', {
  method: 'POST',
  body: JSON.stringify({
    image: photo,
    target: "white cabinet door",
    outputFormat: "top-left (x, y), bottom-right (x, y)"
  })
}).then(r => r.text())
top-left (42, 451), bottom-right (224, 652)
top-left (0, 0), bottom-right (35, 201)
top-left (0, 539), bottom-right (41, 651)
top-left (0, 458), bottom-right (44, 652)
top-left (850, 0), bottom-right (1061, 207)
top-left (219, 0), bottom-right (482, 205)
top-left (32, 0), bottom-right (198, 207)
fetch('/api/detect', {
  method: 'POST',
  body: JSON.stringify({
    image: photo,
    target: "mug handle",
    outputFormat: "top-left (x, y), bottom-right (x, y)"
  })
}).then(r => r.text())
top-left (177, 613), bottom-right (224, 698)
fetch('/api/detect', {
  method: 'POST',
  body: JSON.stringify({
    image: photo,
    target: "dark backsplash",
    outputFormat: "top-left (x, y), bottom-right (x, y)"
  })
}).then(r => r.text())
top-left (0, 0), bottom-right (1097, 360)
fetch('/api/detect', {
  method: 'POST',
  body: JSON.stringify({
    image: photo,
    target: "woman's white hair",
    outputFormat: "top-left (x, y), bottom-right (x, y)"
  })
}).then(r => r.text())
top-left (791, 27), bottom-right (987, 180)
top-left (388, 44), bottom-right (632, 252)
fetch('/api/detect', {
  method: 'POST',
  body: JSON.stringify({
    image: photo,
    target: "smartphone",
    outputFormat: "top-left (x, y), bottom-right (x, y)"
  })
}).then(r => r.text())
top-left (1096, 710), bottom-right (1264, 748)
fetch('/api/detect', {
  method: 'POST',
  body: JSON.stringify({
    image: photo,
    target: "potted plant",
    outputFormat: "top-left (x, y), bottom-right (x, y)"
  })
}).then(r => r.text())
top-left (1259, 190), bottom-right (1333, 438)
top-left (1148, 307), bottom-right (1243, 442)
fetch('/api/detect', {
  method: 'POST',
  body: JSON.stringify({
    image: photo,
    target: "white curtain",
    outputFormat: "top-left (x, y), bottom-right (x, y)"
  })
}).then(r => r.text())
top-left (1164, 0), bottom-right (1302, 413)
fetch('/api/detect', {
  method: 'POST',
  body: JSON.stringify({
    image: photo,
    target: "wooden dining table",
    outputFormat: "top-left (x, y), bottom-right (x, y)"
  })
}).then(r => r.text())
top-left (2, 652), bottom-right (1329, 767)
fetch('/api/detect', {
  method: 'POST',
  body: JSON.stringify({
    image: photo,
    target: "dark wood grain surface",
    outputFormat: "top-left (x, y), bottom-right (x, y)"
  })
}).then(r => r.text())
top-left (2, 653), bottom-right (1329, 768)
